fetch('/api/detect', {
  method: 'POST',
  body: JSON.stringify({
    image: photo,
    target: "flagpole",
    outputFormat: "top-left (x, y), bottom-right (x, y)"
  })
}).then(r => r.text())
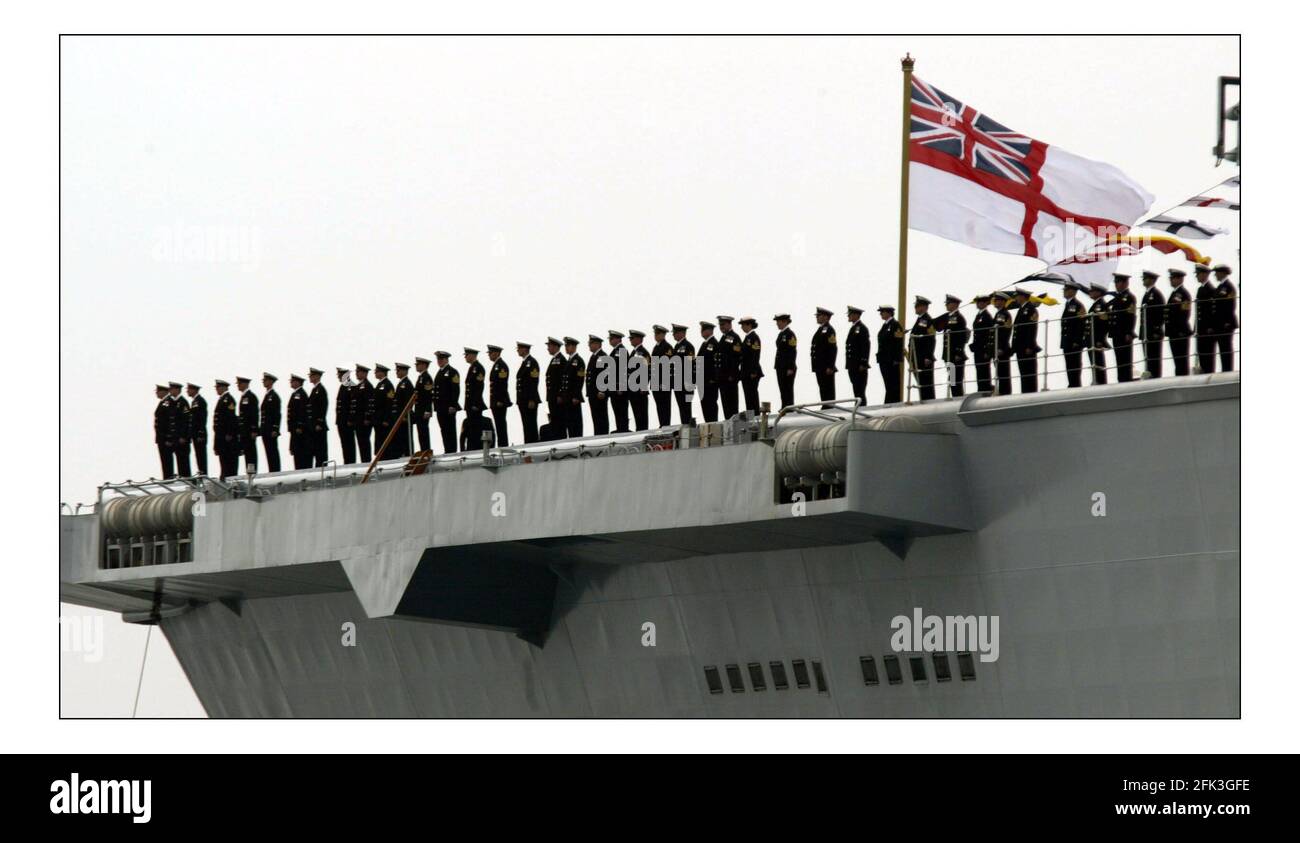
top-left (898, 53), bottom-right (914, 404)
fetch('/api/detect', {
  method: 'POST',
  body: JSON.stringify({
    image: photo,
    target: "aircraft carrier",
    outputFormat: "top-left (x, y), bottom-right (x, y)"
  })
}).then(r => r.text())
top-left (59, 373), bottom-right (1240, 717)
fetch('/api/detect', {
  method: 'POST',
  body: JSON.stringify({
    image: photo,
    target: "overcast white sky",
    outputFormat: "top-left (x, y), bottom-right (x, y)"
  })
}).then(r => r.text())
top-left (59, 35), bottom-right (1239, 717)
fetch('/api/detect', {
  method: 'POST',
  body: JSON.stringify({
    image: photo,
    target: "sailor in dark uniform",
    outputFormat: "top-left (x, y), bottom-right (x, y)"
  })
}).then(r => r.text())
top-left (351, 364), bottom-right (374, 464)
top-left (515, 343), bottom-right (541, 443)
top-left (1164, 269), bottom-right (1193, 376)
top-left (909, 296), bottom-right (937, 400)
top-left (671, 324), bottom-right (696, 424)
top-left (372, 364), bottom-right (395, 458)
top-left (544, 337), bottom-right (567, 434)
top-left (485, 347), bottom-right (511, 448)
top-left (876, 305), bottom-right (905, 404)
top-left (969, 294), bottom-right (995, 393)
top-left (212, 379), bottom-right (240, 480)
top-left (168, 382), bottom-right (192, 477)
top-left (236, 376), bottom-right (259, 474)
top-left (627, 330), bottom-right (651, 430)
top-left (1108, 274), bottom-right (1138, 382)
top-left (1058, 281), bottom-right (1088, 388)
top-left (1139, 270), bottom-right (1166, 379)
top-left (651, 325), bottom-right (676, 425)
top-left (772, 314), bottom-right (797, 409)
top-left (306, 369), bottom-right (329, 466)
top-left (738, 317), bottom-right (763, 412)
top-left (1010, 287), bottom-right (1041, 393)
top-left (258, 373), bottom-right (281, 473)
top-left (605, 331), bottom-right (630, 432)
top-left (1086, 283), bottom-right (1112, 385)
top-left (697, 321), bottom-right (721, 422)
top-left (462, 348), bottom-right (487, 447)
top-left (432, 351), bottom-right (460, 453)
top-left (993, 293), bottom-right (1015, 395)
top-left (563, 337), bottom-right (586, 438)
top-left (287, 374), bottom-right (311, 469)
top-left (933, 295), bottom-right (968, 397)
top-left (185, 382), bottom-right (208, 476)
top-left (1213, 263), bottom-right (1238, 372)
top-left (1194, 264), bottom-right (1218, 374)
top-left (391, 362), bottom-right (414, 458)
top-left (154, 384), bottom-right (176, 478)
top-left (716, 316), bottom-right (742, 419)
top-left (586, 335), bottom-right (610, 435)
top-left (844, 306), bottom-right (870, 403)
top-left (811, 307), bottom-right (838, 404)
top-left (335, 368), bottom-right (356, 464)
top-left (413, 356), bottom-right (435, 453)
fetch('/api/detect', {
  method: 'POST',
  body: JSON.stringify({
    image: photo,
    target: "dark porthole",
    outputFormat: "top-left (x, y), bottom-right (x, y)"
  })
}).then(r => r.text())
top-left (957, 652), bottom-right (977, 681)
top-left (859, 656), bottom-right (880, 686)
top-left (883, 654), bottom-right (903, 685)
top-left (909, 655), bottom-right (928, 684)
top-left (791, 659), bottom-right (811, 689)
top-left (770, 661), bottom-right (789, 690)
top-left (933, 653), bottom-right (953, 682)
top-left (725, 664), bottom-right (745, 693)
top-left (747, 662), bottom-right (766, 691)
top-left (703, 665), bottom-right (724, 695)
top-left (811, 660), bottom-right (829, 694)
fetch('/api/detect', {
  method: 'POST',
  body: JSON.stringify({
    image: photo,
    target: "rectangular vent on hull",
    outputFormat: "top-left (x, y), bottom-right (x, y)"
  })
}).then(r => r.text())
top-left (704, 665), bottom-right (724, 695)
top-left (770, 661), bottom-right (789, 690)
top-left (957, 652), bottom-right (977, 681)
top-left (883, 655), bottom-right (903, 685)
top-left (812, 660), bottom-right (828, 694)
top-left (909, 656), bottom-right (928, 684)
top-left (747, 662), bottom-right (766, 691)
top-left (860, 656), bottom-right (880, 686)
top-left (932, 653), bottom-right (952, 682)
top-left (725, 664), bottom-right (745, 693)
top-left (791, 659), bottom-right (811, 689)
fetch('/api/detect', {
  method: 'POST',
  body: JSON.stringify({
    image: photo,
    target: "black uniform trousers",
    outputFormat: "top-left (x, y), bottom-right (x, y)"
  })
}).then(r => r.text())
top-left (1195, 335), bottom-right (1217, 374)
top-left (674, 390), bottom-right (694, 425)
top-left (1089, 348), bottom-right (1108, 385)
top-left (973, 356), bottom-right (993, 394)
top-left (699, 384), bottom-right (719, 423)
top-left (848, 370), bottom-right (867, 402)
top-left (1143, 339), bottom-right (1163, 378)
top-left (630, 393), bottom-right (649, 430)
top-left (881, 362), bottom-right (903, 404)
top-left (653, 390), bottom-right (673, 426)
top-left (192, 438), bottom-right (208, 476)
top-left (262, 434), bottom-right (280, 473)
top-left (242, 433), bottom-right (259, 472)
top-left (158, 444), bottom-right (175, 479)
top-left (566, 403), bottom-right (584, 439)
top-left (914, 363), bottom-right (935, 401)
top-left (742, 379), bottom-right (761, 413)
top-left (1217, 333), bottom-right (1234, 372)
top-left (353, 426), bottom-right (372, 464)
top-left (1015, 349), bottom-right (1038, 393)
top-left (1113, 340), bottom-right (1134, 382)
top-left (217, 449), bottom-right (239, 481)
top-left (814, 371), bottom-right (835, 403)
top-left (312, 430), bottom-right (328, 467)
top-left (392, 422), bottom-right (411, 458)
top-left (948, 362), bottom-right (965, 398)
top-left (173, 442), bottom-right (191, 477)
top-left (291, 436), bottom-right (312, 470)
top-left (1063, 351), bottom-right (1083, 388)
top-left (719, 383), bottom-right (739, 419)
top-left (519, 403), bottom-right (539, 444)
top-left (995, 353), bottom-right (1014, 395)
top-left (414, 417), bottom-right (432, 452)
top-left (610, 394), bottom-right (630, 432)
top-left (338, 425), bottom-right (356, 464)
top-left (1169, 337), bottom-right (1191, 376)
top-left (436, 411), bottom-right (457, 453)
top-left (776, 373), bottom-right (795, 409)
top-left (588, 396), bottom-right (609, 435)
top-left (491, 408), bottom-right (510, 447)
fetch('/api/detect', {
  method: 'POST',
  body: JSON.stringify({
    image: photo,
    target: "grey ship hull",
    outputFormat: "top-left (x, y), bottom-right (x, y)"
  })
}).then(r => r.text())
top-left (60, 375), bottom-right (1240, 717)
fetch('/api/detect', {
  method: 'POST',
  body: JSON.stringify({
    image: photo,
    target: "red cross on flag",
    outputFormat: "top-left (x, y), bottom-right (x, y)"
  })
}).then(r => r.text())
top-left (908, 76), bottom-right (1153, 264)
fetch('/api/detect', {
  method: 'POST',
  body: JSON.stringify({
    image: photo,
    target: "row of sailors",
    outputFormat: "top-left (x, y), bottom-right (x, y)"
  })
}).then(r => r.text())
top-left (149, 264), bottom-right (1237, 480)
